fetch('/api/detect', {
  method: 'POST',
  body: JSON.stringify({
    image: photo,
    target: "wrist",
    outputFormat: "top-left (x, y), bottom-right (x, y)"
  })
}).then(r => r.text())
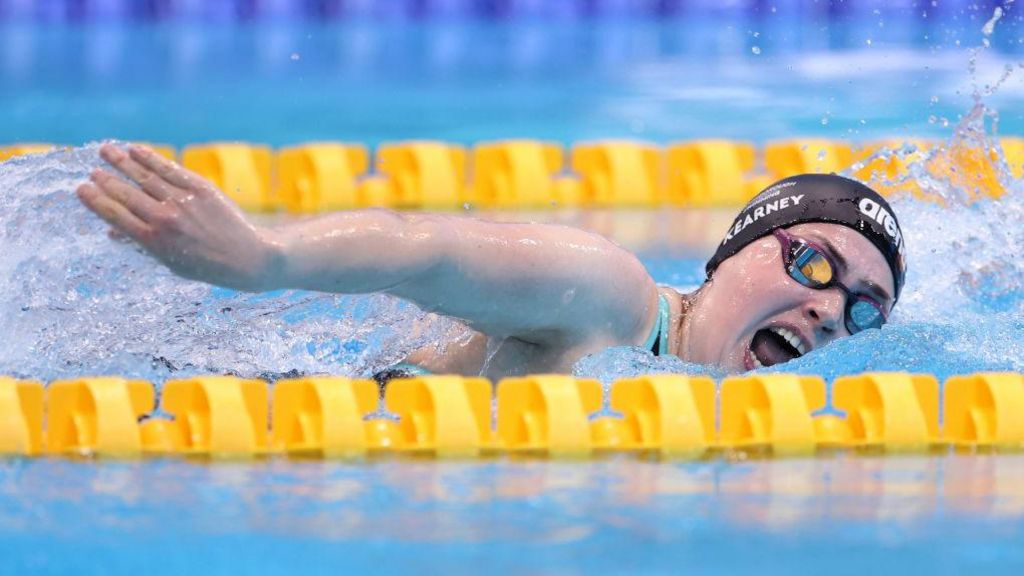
top-left (251, 226), bottom-right (290, 291)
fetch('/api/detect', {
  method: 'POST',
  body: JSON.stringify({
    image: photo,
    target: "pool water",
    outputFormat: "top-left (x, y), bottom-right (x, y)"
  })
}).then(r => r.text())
top-left (2, 13), bottom-right (1024, 146)
top-left (2, 455), bottom-right (1024, 574)
top-left (3, 6), bottom-right (1024, 575)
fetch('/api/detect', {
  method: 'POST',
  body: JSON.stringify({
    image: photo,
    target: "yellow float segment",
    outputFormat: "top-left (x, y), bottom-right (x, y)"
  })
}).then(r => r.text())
top-left (376, 141), bottom-right (467, 208)
top-left (385, 375), bottom-right (494, 456)
top-left (161, 376), bottom-right (270, 456)
top-left (850, 139), bottom-right (934, 198)
top-left (363, 418), bottom-right (403, 450)
top-left (139, 419), bottom-right (185, 453)
top-left (551, 175), bottom-right (585, 206)
top-left (855, 138), bottom-right (1009, 201)
top-left (131, 143), bottom-right (176, 161)
top-left (496, 375), bottom-right (602, 455)
top-left (571, 140), bottom-right (664, 206)
top-left (944, 373), bottom-right (1024, 448)
top-left (0, 143), bottom-right (55, 162)
top-left (932, 141), bottom-right (1009, 200)
top-left (1001, 137), bottom-right (1024, 179)
top-left (812, 414), bottom-right (853, 447)
top-left (831, 372), bottom-right (940, 450)
top-left (272, 376), bottom-right (379, 456)
top-left (605, 374), bottom-right (716, 456)
top-left (665, 140), bottom-right (764, 206)
top-left (764, 139), bottom-right (854, 179)
top-left (7, 371), bottom-right (1024, 459)
top-left (469, 140), bottom-right (565, 208)
top-left (45, 377), bottom-right (154, 456)
top-left (0, 377), bottom-right (44, 456)
top-left (182, 143), bottom-right (275, 212)
top-left (276, 143), bottom-right (370, 213)
top-left (718, 374), bottom-right (826, 455)
top-left (355, 175), bottom-right (399, 207)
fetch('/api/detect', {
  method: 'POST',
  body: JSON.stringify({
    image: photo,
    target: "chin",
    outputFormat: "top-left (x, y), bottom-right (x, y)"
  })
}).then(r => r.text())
top-left (718, 348), bottom-right (751, 374)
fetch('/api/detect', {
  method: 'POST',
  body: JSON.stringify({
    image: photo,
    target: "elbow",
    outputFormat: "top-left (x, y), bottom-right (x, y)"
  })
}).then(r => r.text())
top-left (401, 213), bottom-right (457, 281)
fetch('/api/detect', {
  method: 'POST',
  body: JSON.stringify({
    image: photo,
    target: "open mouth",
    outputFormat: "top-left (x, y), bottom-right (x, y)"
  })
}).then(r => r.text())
top-left (749, 327), bottom-right (808, 368)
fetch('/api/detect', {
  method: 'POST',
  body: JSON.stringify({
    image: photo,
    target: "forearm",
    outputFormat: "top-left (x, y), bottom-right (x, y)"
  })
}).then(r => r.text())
top-left (264, 208), bottom-right (447, 294)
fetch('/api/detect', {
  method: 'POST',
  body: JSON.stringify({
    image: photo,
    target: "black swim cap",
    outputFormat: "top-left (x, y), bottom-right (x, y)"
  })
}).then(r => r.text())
top-left (706, 174), bottom-right (907, 301)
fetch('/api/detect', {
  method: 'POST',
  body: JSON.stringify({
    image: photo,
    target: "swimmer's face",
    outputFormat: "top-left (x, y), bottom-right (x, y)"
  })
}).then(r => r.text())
top-left (690, 222), bottom-right (896, 372)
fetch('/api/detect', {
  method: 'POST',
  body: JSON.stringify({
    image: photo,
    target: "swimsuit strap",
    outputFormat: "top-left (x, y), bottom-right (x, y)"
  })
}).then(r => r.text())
top-left (388, 362), bottom-right (432, 376)
top-left (642, 292), bottom-right (671, 356)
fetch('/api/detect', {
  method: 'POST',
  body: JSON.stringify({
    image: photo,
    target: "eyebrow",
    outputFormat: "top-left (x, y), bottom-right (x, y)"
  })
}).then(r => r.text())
top-left (809, 234), bottom-right (894, 307)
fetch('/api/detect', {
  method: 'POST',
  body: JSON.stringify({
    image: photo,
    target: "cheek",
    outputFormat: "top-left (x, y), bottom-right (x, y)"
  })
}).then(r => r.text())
top-left (727, 254), bottom-right (792, 315)
top-left (715, 254), bottom-right (806, 337)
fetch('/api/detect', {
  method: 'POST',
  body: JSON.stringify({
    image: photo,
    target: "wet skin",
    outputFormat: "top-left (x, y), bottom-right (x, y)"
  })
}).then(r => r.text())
top-left (77, 143), bottom-right (895, 376)
top-left (677, 222), bottom-right (896, 372)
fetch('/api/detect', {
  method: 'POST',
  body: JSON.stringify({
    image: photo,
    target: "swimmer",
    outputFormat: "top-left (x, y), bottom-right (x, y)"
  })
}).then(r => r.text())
top-left (76, 143), bottom-right (906, 381)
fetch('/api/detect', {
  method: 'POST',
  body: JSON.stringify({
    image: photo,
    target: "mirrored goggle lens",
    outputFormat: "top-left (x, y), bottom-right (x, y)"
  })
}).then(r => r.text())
top-left (846, 299), bottom-right (885, 333)
top-left (790, 245), bottom-right (834, 287)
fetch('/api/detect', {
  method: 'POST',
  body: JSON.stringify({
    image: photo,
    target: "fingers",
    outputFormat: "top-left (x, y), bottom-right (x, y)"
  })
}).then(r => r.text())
top-left (89, 168), bottom-right (164, 223)
top-left (126, 144), bottom-right (204, 190)
top-left (76, 182), bottom-right (151, 241)
top-left (99, 143), bottom-right (177, 202)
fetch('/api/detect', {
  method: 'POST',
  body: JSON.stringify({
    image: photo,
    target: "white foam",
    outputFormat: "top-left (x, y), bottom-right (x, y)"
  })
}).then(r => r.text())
top-left (0, 144), bottom-right (460, 383)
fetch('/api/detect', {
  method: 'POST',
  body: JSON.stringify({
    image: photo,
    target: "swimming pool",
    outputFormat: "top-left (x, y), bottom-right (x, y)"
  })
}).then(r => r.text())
top-left (3, 3), bottom-right (1024, 575)
top-left (3, 455), bottom-right (1024, 574)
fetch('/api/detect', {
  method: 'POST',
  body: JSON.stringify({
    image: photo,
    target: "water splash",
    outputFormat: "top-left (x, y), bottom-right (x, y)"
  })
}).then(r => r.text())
top-left (0, 144), bottom-right (461, 383)
top-left (576, 6), bottom-right (1024, 386)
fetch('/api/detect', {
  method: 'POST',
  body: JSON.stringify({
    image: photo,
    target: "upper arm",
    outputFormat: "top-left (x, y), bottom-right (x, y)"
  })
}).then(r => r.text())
top-left (393, 214), bottom-right (659, 348)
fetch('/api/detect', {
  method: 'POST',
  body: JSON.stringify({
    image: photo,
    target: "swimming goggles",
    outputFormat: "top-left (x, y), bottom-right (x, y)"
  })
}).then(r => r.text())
top-left (773, 228), bottom-right (888, 334)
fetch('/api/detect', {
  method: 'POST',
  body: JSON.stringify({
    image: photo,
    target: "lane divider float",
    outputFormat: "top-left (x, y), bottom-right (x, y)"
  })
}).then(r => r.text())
top-left (5, 137), bottom-right (1020, 211)
top-left (1, 371), bottom-right (1022, 459)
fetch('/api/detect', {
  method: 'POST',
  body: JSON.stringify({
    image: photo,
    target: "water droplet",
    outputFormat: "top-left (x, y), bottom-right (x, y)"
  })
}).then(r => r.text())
top-left (820, 116), bottom-right (829, 126)
top-left (928, 115), bottom-right (938, 124)
top-left (930, 95), bottom-right (940, 104)
top-left (290, 53), bottom-right (301, 61)
top-left (751, 46), bottom-right (761, 55)
top-left (865, 38), bottom-right (873, 46)
top-left (817, 150), bottom-right (827, 160)
top-left (982, 7), bottom-right (1003, 37)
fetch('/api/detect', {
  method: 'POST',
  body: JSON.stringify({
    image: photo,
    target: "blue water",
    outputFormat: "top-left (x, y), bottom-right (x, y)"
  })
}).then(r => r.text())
top-left (3, 9), bottom-right (1024, 576)
top-left (2, 455), bottom-right (1023, 574)
top-left (2, 14), bottom-right (1024, 146)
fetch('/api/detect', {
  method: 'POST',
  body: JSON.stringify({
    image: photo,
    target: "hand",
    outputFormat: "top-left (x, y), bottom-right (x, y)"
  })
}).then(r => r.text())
top-left (77, 143), bottom-right (283, 291)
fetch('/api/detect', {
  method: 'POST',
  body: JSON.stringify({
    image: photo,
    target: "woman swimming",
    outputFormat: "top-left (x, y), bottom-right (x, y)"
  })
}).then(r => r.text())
top-left (76, 143), bottom-right (906, 379)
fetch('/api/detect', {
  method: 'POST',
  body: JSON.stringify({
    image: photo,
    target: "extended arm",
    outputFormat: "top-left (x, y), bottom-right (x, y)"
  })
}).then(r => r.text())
top-left (78, 144), bottom-right (659, 347)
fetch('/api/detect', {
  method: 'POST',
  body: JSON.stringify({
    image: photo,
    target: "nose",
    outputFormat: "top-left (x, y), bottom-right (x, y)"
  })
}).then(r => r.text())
top-left (803, 288), bottom-right (846, 340)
